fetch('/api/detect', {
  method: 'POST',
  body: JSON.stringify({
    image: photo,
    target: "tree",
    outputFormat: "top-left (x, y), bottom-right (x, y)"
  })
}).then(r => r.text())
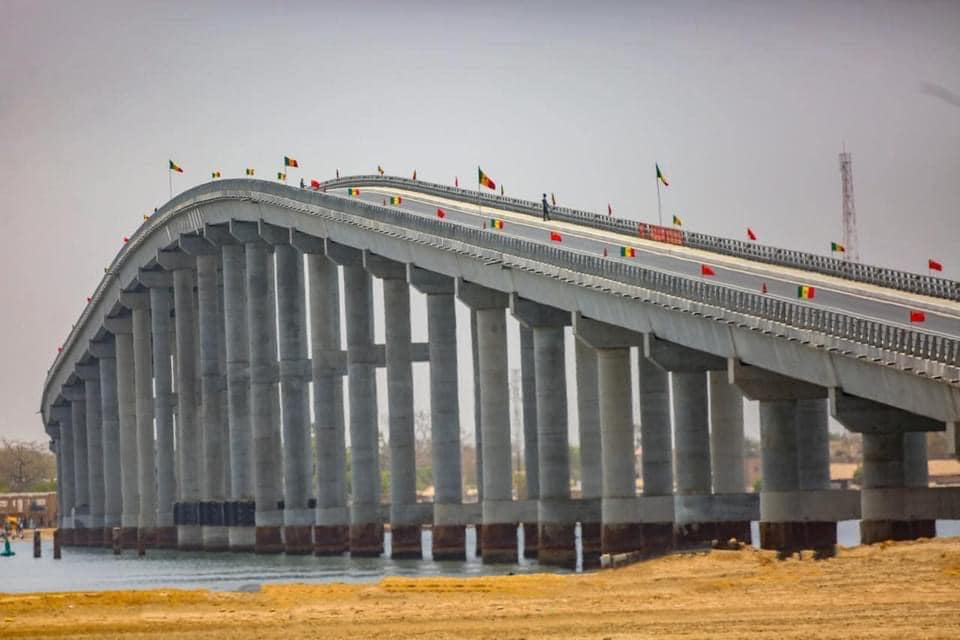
top-left (0, 439), bottom-right (56, 492)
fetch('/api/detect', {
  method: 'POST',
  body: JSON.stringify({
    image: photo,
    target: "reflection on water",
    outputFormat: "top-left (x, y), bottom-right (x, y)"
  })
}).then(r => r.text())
top-left (3, 521), bottom-right (958, 594)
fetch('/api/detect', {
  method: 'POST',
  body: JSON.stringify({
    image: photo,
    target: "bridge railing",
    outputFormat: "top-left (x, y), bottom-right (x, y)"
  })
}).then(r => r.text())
top-left (320, 175), bottom-right (960, 303)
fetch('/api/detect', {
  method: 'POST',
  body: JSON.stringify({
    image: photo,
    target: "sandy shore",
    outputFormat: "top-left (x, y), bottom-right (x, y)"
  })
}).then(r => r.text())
top-left (3, 537), bottom-right (959, 638)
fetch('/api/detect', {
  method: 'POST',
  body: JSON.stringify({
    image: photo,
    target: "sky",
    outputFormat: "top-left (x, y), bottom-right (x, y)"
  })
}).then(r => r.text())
top-left (1, 0), bottom-right (959, 444)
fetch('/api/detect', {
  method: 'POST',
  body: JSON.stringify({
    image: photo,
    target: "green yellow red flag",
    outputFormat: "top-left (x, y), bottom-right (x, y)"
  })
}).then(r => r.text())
top-left (169, 160), bottom-right (183, 173)
top-left (478, 167), bottom-right (496, 190)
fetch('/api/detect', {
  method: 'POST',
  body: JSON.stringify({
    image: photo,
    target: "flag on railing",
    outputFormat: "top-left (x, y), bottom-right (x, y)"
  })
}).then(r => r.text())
top-left (929, 259), bottom-right (943, 272)
top-left (335, 169), bottom-right (340, 178)
top-left (747, 228), bottom-right (757, 241)
top-left (348, 187), bottom-right (360, 196)
top-left (551, 192), bottom-right (556, 206)
top-left (478, 167), bottom-right (496, 190)
top-left (797, 285), bottom-right (815, 299)
top-left (701, 264), bottom-right (715, 276)
top-left (656, 163), bottom-right (669, 187)
top-left (500, 184), bottom-right (504, 196)
top-left (672, 214), bottom-right (683, 226)
top-left (831, 241), bottom-right (846, 253)
top-left (123, 236), bottom-right (129, 244)
top-left (389, 196), bottom-right (402, 205)
top-left (454, 176), bottom-right (459, 187)
top-left (620, 246), bottom-right (636, 257)
top-left (412, 170), bottom-right (417, 180)
top-left (436, 208), bottom-right (446, 219)
top-left (245, 168), bottom-right (255, 176)
top-left (211, 170), bottom-right (221, 178)
top-left (550, 231), bottom-right (562, 242)
top-left (143, 214), bottom-right (149, 220)
top-left (608, 203), bottom-right (613, 216)
top-left (378, 164), bottom-right (385, 175)
top-left (169, 160), bottom-right (184, 173)
top-left (492, 219), bottom-right (504, 229)
top-left (277, 172), bottom-right (287, 181)
top-left (310, 179), bottom-right (321, 190)
top-left (284, 156), bottom-right (299, 168)
top-left (761, 282), bottom-right (768, 294)
top-left (909, 310), bottom-right (926, 323)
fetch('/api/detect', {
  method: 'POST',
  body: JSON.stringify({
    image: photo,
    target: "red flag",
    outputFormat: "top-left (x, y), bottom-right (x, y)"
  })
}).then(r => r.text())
top-left (701, 264), bottom-right (716, 276)
top-left (910, 310), bottom-right (926, 323)
top-left (608, 203), bottom-right (612, 216)
top-left (550, 231), bottom-right (562, 242)
top-left (761, 282), bottom-right (768, 294)
top-left (436, 208), bottom-right (446, 219)
top-left (413, 170), bottom-right (417, 180)
top-left (929, 259), bottom-right (943, 272)
top-left (57, 346), bottom-right (63, 353)
top-left (310, 179), bottom-right (320, 190)
top-left (455, 176), bottom-right (459, 188)
top-left (123, 236), bottom-right (129, 243)
top-left (86, 296), bottom-right (92, 303)
top-left (747, 228), bottom-right (757, 241)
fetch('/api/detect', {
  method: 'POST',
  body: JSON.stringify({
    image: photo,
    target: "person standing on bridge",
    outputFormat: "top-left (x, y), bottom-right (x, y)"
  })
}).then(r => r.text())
top-left (542, 193), bottom-right (551, 221)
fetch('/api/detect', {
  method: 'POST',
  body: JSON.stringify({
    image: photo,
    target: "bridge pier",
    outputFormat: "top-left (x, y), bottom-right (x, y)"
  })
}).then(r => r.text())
top-left (575, 337), bottom-right (603, 568)
top-left (76, 364), bottom-right (104, 546)
top-left (637, 354), bottom-right (677, 556)
top-left (299, 237), bottom-right (349, 556)
top-left (458, 280), bottom-right (516, 564)
top-left (90, 337), bottom-right (121, 547)
top-left (519, 326), bottom-right (539, 559)
top-left (62, 385), bottom-right (90, 545)
top-left (51, 405), bottom-right (74, 544)
top-left (708, 370), bottom-right (750, 543)
top-left (410, 266), bottom-right (465, 561)
top-left (106, 314), bottom-right (142, 549)
top-left (330, 242), bottom-right (383, 557)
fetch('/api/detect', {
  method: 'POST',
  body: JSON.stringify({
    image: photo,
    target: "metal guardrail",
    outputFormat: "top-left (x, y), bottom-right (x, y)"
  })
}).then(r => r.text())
top-left (44, 178), bottom-right (960, 416)
top-left (319, 175), bottom-right (960, 303)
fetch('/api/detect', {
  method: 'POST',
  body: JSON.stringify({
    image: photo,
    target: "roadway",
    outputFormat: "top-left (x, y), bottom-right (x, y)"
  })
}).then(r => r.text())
top-left (324, 185), bottom-right (960, 339)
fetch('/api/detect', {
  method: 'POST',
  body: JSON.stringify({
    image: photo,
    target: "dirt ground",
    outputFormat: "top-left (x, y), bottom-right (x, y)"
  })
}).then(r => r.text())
top-left (2, 537), bottom-right (959, 639)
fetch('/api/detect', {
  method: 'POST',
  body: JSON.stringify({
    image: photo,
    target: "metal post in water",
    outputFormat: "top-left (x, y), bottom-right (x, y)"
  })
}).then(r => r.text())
top-left (53, 529), bottom-right (61, 559)
top-left (34, 530), bottom-right (41, 558)
top-left (112, 527), bottom-right (121, 555)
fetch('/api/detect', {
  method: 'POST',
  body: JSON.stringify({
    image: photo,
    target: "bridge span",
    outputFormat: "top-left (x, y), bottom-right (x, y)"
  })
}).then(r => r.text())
top-left (41, 176), bottom-right (960, 565)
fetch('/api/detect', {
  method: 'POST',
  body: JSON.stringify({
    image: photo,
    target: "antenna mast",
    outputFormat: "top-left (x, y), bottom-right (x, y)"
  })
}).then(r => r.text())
top-left (839, 148), bottom-right (859, 262)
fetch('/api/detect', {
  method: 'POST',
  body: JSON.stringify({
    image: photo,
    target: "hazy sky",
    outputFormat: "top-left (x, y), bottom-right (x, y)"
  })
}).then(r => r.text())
top-left (2, 0), bottom-right (959, 442)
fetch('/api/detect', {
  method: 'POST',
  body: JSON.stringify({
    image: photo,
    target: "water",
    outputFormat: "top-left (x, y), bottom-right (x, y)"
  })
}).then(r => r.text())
top-left (4, 521), bottom-right (958, 593)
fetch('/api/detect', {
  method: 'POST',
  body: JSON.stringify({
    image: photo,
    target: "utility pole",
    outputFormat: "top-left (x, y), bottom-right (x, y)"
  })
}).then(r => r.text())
top-left (840, 147), bottom-right (860, 262)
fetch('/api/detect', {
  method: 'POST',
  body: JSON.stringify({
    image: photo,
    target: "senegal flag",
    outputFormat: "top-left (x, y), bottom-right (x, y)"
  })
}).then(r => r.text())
top-left (284, 156), bottom-right (299, 168)
top-left (491, 219), bottom-right (504, 229)
top-left (656, 163), bottom-right (669, 187)
top-left (831, 242), bottom-right (846, 253)
top-left (620, 246), bottom-right (636, 257)
top-left (797, 285), bottom-right (815, 300)
top-left (169, 160), bottom-right (184, 173)
top-left (672, 214), bottom-right (682, 226)
top-left (211, 170), bottom-right (221, 179)
top-left (478, 167), bottom-right (496, 190)
top-left (277, 172), bottom-right (287, 181)
top-left (389, 196), bottom-right (402, 205)
top-left (348, 187), bottom-right (360, 196)
top-left (245, 168), bottom-right (255, 176)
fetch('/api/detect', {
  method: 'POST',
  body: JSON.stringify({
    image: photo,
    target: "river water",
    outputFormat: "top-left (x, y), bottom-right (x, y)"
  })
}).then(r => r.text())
top-left (2, 521), bottom-right (959, 593)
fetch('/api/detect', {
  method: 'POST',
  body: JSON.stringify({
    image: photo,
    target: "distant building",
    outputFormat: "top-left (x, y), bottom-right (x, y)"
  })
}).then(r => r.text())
top-left (830, 463), bottom-right (859, 489)
top-left (0, 492), bottom-right (58, 528)
top-left (928, 459), bottom-right (960, 486)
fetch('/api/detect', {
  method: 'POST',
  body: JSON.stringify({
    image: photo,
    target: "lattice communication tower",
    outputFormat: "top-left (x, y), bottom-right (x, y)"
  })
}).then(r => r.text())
top-left (839, 150), bottom-right (860, 262)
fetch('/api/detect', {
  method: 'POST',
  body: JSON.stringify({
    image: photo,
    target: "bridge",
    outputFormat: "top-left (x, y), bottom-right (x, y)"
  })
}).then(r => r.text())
top-left (40, 175), bottom-right (960, 566)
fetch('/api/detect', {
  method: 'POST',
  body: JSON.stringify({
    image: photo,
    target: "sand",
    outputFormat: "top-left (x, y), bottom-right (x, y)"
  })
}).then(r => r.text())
top-left (3, 537), bottom-right (960, 639)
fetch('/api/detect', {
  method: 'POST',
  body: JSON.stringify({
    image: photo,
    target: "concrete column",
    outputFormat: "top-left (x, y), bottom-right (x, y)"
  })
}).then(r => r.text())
top-left (637, 355), bottom-right (675, 553)
top-left (91, 338), bottom-right (120, 546)
top-left (275, 243), bottom-right (313, 554)
top-left (190, 253), bottom-right (227, 550)
top-left (511, 296), bottom-right (574, 568)
top-left (52, 406), bottom-right (74, 542)
top-left (458, 280), bottom-right (515, 563)
top-left (409, 266), bottom-right (463, 560)
top-left (519, 325), bottom-right (539, 558)
top-left (366, 254), bottom-right (419, 559)
top-left (758, 399), bottom-right (799, 550)
top-left (301, 243), bottom-right (347, 555)
top-left (245, 242), bottom-right (284, 553)
top-left (709, 371), bottom-right (745, 495)
top-left (861, 432), bottom-right (936, 543)
top-left (107, 316), bottom-right (140, 548)
top-left (160, 251), bottom-right (202, 550)
top-left (147, 283), bottom-right (177, 548)
top-left (671, 371), bottom-right (714, 546)
top-left (470, 308), bottom-right (484, 556)
top-left (903, 432), bottom-right (930, 489)
top-left (77, 365), bottom-right (104, 546)
top-left (125, 296), bottom-right (157, 548)
top-left (221, 243), bottom-right (255, 550)
top-left (342, 262), bottom-right (382, 555)
top-left (65, 386), bottom-right (90, 544)
top-left (796, 399), bottom-right (831, 491)
top-left (575, 338), bottom-right (603, 566)
top-left (598, 348), bottom-right (637, 554)
top-left (52, 436), bottom-right (63, 531)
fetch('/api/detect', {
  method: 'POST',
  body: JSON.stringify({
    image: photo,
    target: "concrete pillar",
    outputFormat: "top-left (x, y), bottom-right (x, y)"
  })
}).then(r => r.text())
top-left (796, 399), bottom-right (831, 491)
top-left (303, 246), bottom-right (347, 555)
top-left (470, 308), bottom-right (484, 556)
top-left (709, 371), bottom-right (745, 494)
top-left (159, 250), bottom-right (202, 550)
top-left (637, 355), bottom-right (675, 553)
top-left (458, 280), bottom-right (515, 563)
top-left (76, 364), bottom-right (104, 546)
top-left (52, 405), bottom-right (74, 542)
top-left (64, 386), bottom-right (90, 544)
top-left (245, 242), bottom-right (284, 553)
top-left (758, 399), bottom-right (799, 549)
top-left (510, 295), bottom-right (574, 568)
top-left (598, 348), bottom-right (637, 554)
top-left (123, 294), bottom-right (158, 549)
top-left (221, 243), bottom-right (255, 550)
top-left (903, 432), bottom-right (930, 489)
top-left (861, 432), bottom-right (936, 543)
top-left (575, 337), bottom-right (603, 566)
top-left (519, 325), bottom-right (539, 558)
top-left (147, 282), bottom-right (177, 548)
top-left (91, 338), bottom-right (120, 546)
top-left (108, 316), bottom-right (140, 548)
top-left (342, 262), bottom-right (382, 555)
top-left (367, 254), bottom-right (419, 559)
top-left (275, 243), bottom-right (313, 554)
